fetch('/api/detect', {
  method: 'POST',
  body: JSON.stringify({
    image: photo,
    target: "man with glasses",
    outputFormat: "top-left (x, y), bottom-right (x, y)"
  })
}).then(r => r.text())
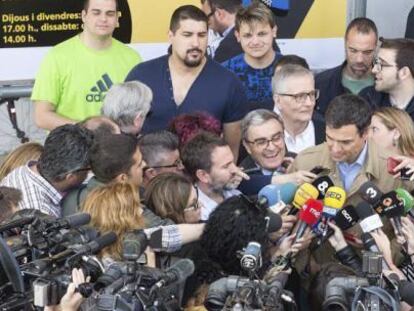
top-left (1, 124), bottom-right (93, 217)
top-left (315, 18), bottom-right (378, 120)
top-left (200, 0), bottom-right (244, 62)
top-left (362, 38), bottom-right (414, 122)
top-left (239, 109), bottom-right (316, 195)
top-left (273, 64), bottom-right (326, 154)
top-left (138, 131), bottom-right (184, 189)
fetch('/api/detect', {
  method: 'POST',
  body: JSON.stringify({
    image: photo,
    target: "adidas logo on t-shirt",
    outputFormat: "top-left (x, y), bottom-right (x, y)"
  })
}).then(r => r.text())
top-left (86, 74), bottom-right (113, 102)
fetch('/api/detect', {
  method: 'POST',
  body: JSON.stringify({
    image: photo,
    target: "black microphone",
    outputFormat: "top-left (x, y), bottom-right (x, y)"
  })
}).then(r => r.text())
top-left (44, 213), bottom-right (91, 230)
top-left (76, 232), bottom-right (117, 255)
top-left (358, 182), bottom-right (382, 207)
top-left (265, 211), bottom-right (282, 233)
top-left (312, 176), bottom-right (334, 200)
top-left (377, 191), bottom-right (405, 237)
top-left (153, 258), bottom-right (195, 289)
top-left (361, 232), bottom-right (390, 270)
top-left (122, 230), bottom-right (148, 261)
top-left (355, 202), bottom-right (383, 233)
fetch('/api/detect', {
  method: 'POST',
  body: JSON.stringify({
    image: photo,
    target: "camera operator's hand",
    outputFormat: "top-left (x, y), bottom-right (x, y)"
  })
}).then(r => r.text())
top-left (60, 268), bottom-right (90, 311)
top-left (391, 155), bottom-right (414, 180)
top-left (370, 229), bottom-right (395, 269)
top-left (272, 170), bottom-right (317, 185)
top-left (327, 222), bottom-right (347, 252)
top-left (401, 217), bottom-right (414, 261)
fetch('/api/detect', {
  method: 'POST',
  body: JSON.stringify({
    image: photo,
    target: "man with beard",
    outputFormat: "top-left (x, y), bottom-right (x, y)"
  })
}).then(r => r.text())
top-left (314, 18), bottom-right (377, 120)
top-left (361, 38), bottom-right (414, 122)
top-left (181, 132), bottom-right (249, 221)
top-left (125, 5), bottom-right (249, 160)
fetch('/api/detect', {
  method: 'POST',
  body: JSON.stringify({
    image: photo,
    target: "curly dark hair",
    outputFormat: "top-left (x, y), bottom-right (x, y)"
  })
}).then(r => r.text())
top-left (200, 195), bottom-right (269, 275)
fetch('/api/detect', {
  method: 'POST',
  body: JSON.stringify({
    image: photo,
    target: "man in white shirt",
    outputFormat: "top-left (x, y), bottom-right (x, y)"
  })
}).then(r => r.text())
top-left (181, 132), bottom-right (248, 221)
top-left (273, 64), bottom-right (326, 153)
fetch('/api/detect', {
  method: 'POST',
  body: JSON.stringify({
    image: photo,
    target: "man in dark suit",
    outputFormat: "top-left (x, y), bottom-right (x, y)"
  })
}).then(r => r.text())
top-left (201, 0), bottom-right (243, 63)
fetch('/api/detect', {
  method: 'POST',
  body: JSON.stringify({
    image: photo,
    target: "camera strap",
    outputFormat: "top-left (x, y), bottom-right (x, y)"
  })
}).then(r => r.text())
top-left (351, 286), bottom-right (399, 311)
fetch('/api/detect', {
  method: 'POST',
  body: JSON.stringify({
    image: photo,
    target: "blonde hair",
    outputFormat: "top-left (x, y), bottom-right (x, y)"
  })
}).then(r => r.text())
top-left (144, 173), bottom-right (193, 224)
top-left (81, 182), bottom-right (144, 260)
top-left (0, 142), bottom-right (44, 180)
top-left (373, 107), bottom-right (414, 156)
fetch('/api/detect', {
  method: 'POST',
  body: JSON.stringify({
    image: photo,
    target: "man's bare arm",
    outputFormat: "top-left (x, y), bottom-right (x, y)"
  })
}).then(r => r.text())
top-left (34, 101), bottom-right (76, 131)
top-left (223, 120), bottom-right (241, 163)
top-left (177, 223), bottom-right (205, 244)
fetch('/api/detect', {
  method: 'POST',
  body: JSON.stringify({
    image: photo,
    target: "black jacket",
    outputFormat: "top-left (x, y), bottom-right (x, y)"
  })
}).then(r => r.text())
top-left (315, 62), bottom-right (372, 120)
top-left (360, 86), bottom-right (414, 122)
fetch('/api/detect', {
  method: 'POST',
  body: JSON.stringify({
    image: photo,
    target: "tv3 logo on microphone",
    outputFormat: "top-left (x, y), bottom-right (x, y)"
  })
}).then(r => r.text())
top-left (366, 187), bottom-right (378, 199)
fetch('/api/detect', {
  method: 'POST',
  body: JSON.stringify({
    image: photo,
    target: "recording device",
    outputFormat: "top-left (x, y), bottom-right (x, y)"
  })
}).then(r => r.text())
top-left (376, 191), bottom-right (405, 237)
top-left (359, 182), bottom-right (383, 208)
top-left (289, 182), bottom-right (319, 215)
top-left (240, 242), bottom-right (262, 275)
top-left (310, 166), bottom-right (331, 176)
top-left (387, 157), bottom-right (413, 180)
top-left (361, 233), bottom-right (391, 271)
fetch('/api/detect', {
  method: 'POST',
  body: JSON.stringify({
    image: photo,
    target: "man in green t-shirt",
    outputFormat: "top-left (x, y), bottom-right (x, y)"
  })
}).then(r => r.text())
top-left (31, 0), bottom-right (141, 130)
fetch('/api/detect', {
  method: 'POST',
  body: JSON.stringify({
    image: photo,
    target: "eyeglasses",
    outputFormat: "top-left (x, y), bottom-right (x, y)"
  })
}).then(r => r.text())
top-left (277, 89), bottom-right (320, 103)
top-left (146, 159), bottom-right (183, 170)
top-left (372, 57), bottom-right (398, 71)
top-left (244, 133), bottom-right (284, 149)
top-left (184, 185), bottom-right (200, 212)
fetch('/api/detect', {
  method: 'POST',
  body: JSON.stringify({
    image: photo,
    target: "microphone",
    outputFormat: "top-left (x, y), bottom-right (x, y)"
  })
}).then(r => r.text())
top-left (313, 186), bottom-right (346, 236)
top-left (355, 202), bottom-right (383, 233)
top-left (258, 183), bottom-right (297, 213)
top-left (265, 211), bottom-right (283, 233)
top-left (358, 182), bottom-right (382, 207)
top-left (312, 176), bottom-right (334, 200)
top-left (395, 188), bottom-right (414, 217)
top-left (294, 199), bottom-right (323, 243)
top-left (45, 213), bottom-right (91, 230)
top-left (122, 230), bottom-right (148, 261)
top-left (153, 258), bottom-right (195, 289)
top-left (289, 183), bottom-right (319, 215)
top-left (376, 191), bottom-right (404, 237)
top-left (240, 242), bottom-right (262, 272)
top-left (361, 232), bottom-right (390, 270)
top-left (334, 205), bottom-right (359, 230)
top-left (75, 232), bottom-right (117, 256)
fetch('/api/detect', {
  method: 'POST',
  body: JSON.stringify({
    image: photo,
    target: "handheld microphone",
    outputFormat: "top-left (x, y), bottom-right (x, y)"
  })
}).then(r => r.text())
top-left (377, 191), bottom-right (405, 237)
top-left (289, 183), bottom-right (319, 215)
top-left (313, 186), bottom-right (346, 236)
top-left (294, 199), bottom-right (323, 243)
top-left (361, 232), bottom-right (390, 270)
top-left (265, 211), bottom-right (283, 233)
top-left (312, 176), bottom-right (334, 200)
top-left (358, 182), bottom-right (383, 207)
top-left (153, 258), bottom-right (195, 289)
top-left (122, 230), bottom-right (148, 261)
top-left (240, 242), bottom-right (262, 272)
top-left (258, 183), bottom-right (297, 213)
top-left (355, 202), bottom-right (383, 233)
top-left (395, 188), bottom-right (414, 217)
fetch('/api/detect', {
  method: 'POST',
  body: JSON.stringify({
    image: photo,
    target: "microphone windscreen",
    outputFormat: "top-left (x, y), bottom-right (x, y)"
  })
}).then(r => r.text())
top-left (64, 213), bottom-right (91, 228)
top-left (265, 211), bottom-right (282, 233)
top-left (324, 186), bottom-right (347, 209)
top-left (258, 183), bottom-right (297, 206)
top-left (293, 183), bottom-right (319, 209)
top-left (378, 191), bottom-right (404, 218)
top-left (358, 181), bottom-right (383, 206)
top-left (123, 230), bottom-right (148, 261)
top-left (169, 258), bottom-right (195, 283)
top-left (395, 188), bottom-right (414, 216)
top-left (355, 201), bottom-right (375, 219)
top-left (334, 205), bottom-right (359, 230)
top-left (90, 232), bottom-right (117, 253)
top-left (299, 199), bottom-right (323, 226)
top-left (312, 176), bottom-right (334, 199)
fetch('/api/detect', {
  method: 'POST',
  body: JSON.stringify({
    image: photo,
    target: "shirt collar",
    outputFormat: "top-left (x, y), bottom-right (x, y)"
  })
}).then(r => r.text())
top-left (222, 26), bottom-right (234, 38)
top-left (338, 142), bottom-right (368, 168)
